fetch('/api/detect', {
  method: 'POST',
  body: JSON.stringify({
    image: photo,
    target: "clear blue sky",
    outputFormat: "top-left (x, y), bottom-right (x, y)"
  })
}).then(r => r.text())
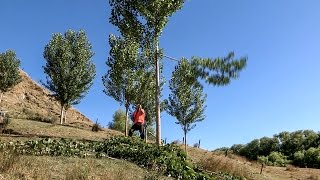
top-left (1, 0), bottom-right (320, 150)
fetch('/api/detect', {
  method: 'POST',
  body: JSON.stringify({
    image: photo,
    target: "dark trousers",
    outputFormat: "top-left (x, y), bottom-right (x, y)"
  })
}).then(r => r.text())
top-left (129, 123), bottom-right (145, 139)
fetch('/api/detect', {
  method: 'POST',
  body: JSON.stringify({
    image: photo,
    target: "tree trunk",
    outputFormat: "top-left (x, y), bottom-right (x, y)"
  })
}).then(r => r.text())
top-left (155, 42), bottom-right (161, 146)
top-left (260, 163), bottom-right (264, 174)
top-left (0, 92), bottom-right (3, 107)
top-left (64, 108), bottom-right (67, 124)
top-left (145, 124), bottom-right (147, 143)
top-left (184, 128), bottom-right (187, 154)
top-left (125, 103), bottom-right (129, 136)
top-left (60, 105), bottom-right (65, 124)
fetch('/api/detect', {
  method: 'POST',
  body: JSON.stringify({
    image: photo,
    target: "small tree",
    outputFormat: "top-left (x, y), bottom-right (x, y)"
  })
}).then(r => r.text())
top-left (43, 30), bottom-right (96, 124)
top-left (0, 50), bottom-right (22, 106)
top-left (108, 109), bottom-right (127, 132)
top-left (166, 59), bottom-right (206, 153)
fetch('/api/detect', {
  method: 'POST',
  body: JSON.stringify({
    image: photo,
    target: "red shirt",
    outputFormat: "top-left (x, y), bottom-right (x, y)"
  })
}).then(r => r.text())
top-left (133, 109), bottom-right (145, 124)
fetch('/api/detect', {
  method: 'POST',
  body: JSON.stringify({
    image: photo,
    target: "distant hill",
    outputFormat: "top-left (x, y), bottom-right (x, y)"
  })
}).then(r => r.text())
top-left (0, 70), bottom-right (93, 128)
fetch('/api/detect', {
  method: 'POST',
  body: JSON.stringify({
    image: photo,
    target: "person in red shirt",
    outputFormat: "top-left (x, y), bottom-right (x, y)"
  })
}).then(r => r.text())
top-left (129, 104), bottom-right (145, 139)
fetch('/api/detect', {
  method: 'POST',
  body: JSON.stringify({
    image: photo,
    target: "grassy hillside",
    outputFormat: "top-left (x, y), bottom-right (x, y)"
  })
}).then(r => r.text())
top-left (2, 118), bottom-right (320, 180)
top-left (1, 70), bottom-right (93, 127)
top-left (0, 154), bottom-right (167, 180)
top-left (0, 119), bottom-right (171, 180)
top-left (188, 147), bottom-right (320, 180)
top-left (2, 118), bottom-right (121, 141)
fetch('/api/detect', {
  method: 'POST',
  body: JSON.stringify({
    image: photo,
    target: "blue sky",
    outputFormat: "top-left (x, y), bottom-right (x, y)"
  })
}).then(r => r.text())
top-left (1, 0), bottom-right (320, 150)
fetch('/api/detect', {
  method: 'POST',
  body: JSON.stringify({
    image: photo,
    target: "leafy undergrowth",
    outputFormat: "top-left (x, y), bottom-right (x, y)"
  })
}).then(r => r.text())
top-left (0, 136), bottom-right (242, 180)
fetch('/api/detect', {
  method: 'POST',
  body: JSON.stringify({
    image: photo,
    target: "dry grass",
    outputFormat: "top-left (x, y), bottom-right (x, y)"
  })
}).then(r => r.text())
top-left (0, 148), bottom-right (20, 174)
top-left (0, 155), bottom-right (171, 180)
top-left (308, 174), bottom-right (320, 180)
top-left (3, 118), bottom-right (121, 141)
top-left (185, 146), bottom-right (320, 180)
top-left (200, 154), bottom-right (252, 178)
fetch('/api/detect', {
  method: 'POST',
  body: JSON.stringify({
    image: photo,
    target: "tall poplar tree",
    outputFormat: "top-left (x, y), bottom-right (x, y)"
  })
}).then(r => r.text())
top-left (43, 30), bottom-right (96, 124)
top-left (109, 0), bottom-right (185, 145)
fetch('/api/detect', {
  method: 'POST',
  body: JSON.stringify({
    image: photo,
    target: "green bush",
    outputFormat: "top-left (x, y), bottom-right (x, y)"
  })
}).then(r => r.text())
top-left (266, 152), bottom-right (290, 167)
top-left (293, 151), bottom-right (305, 167)
top-left (95, 136), bottom-right (213, 179)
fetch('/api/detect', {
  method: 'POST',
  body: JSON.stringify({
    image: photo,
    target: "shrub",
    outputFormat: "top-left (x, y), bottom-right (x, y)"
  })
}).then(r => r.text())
top-left (92, 120), bottom-right (102, 132)
top-left (95, 136), bottom-right (211, 179)
top-left (257, 156), bottom-right (268, 165)
top-left (293, 151), bottom-right (305, 167)
top-left (171, 139), bottom-right (181, 145)
top-left (267, 152), bottom-right (291, 167)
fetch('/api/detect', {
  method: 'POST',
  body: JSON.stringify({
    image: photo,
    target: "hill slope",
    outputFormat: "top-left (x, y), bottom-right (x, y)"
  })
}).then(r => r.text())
top-left (1, 70), bottom-right (93, 127)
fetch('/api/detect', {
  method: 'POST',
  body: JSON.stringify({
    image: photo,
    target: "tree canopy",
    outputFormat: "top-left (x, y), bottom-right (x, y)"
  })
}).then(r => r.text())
top-left (43, 29), bottom-right (96, 124)
top-left (230, 130), bottom-right (320, 168)
top-left (108, 109), bottom-right (127, 132)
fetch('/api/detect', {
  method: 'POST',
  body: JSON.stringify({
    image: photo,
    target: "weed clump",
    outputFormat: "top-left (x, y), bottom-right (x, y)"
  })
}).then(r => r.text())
top-left (92, 120), bottom-right (102, 132)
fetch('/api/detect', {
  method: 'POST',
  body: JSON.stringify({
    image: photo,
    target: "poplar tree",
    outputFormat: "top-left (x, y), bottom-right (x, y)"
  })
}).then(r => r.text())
top-left (43, 30), bottom-right (96, 124)
top-left (166, 59), bottom-right (206, 153)
top-left (167, 55), bottom-right (247, 153)
top-left (0, 50), bottom-right (22, 106)
top-left (102, 35), bottom-right (139, 136)
top-left (109, 0), bottom-right (185, 145)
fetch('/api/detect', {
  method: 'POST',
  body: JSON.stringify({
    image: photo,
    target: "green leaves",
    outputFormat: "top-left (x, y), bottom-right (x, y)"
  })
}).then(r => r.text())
top-left (191, 52), bottom-right (247, 86)
top-left (166, 59), bottom-right (207, 152)
top-left (109, 0), bottom-right (184, 44)
top-left (43, 29), bottom-right (96, 107)
top-left (108, 109), bottom-right (128, 132)
top-left (0, 50), bottom-right (22, 94)
top-left (102, 35), bottom-right (139, 106)
top-left (97, 136), bottom-right (213, 179)
top-left (167, 58), bottom-right (206, 133)
top-left (43, 29), bottom-right (96, 123)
